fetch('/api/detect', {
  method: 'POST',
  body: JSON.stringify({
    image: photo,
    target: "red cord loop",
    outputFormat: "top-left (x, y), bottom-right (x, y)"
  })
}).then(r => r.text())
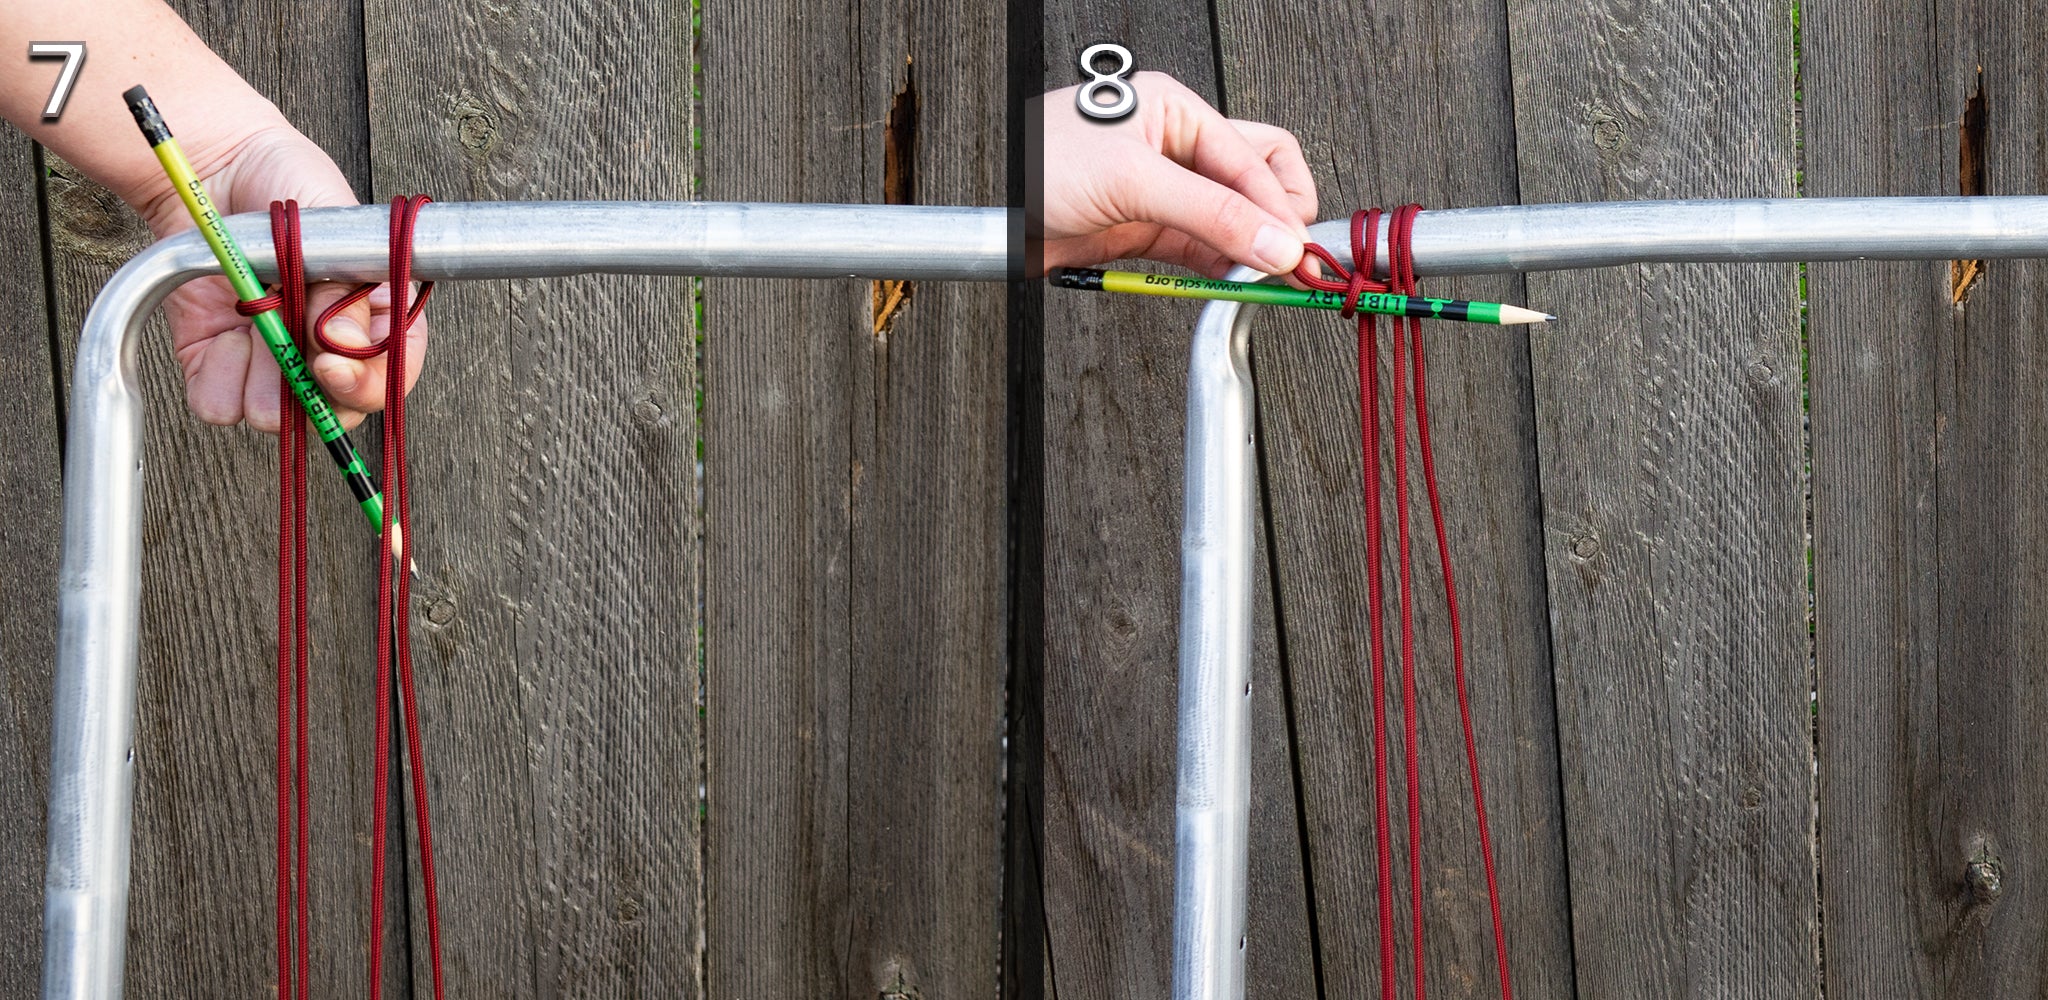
top-left (1292, 209), bottom-right (1392, 317)
top-left (1326, 204), bottom-right (1513, 1000)
top-left (267, 200), bottom-right (313, 1000)
top-left (265, 195), bottom-right (444, 1000)
top-left (314, 278), bottom-right (435, 359)
top-left (364, 193), bottom-right (445, 1000)
top-left (237, 292), bottom-right (285, 317)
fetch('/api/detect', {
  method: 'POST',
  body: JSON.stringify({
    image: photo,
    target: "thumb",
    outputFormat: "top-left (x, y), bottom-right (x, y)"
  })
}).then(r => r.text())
top-left (303, 282), bottom-right (381, 415)
top-left (1107, 158), bottom-right (1308, 274)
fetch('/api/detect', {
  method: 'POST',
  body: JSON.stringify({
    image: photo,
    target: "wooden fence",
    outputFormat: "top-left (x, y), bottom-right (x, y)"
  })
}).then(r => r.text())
top-left (2, 0), bottom-right (2044, 997)
top-left (1040, 0), bottom-right (2047, 998)
top-left (2, 0), bottom-right (1007, 996)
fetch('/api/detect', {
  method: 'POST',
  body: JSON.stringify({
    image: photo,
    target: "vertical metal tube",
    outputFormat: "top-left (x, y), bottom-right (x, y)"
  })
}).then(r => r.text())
top-left (40, 202), bottom-right (1010, 1000)
top-left (42, 242), bottom-right (189, 1000)
top-left (1172, 291), bottom-right (1261, 1000)
top-left (55, 196), bottom-right (2048, 1000)
top-left (1162, 197), bottom-right (2048, 997)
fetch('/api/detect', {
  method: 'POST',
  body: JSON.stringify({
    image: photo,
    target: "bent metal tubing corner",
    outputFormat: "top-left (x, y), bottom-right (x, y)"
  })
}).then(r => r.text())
top-left (41, 196), bottom-right (2048, 999)
top-left (1173, 197), bottom-right (2048, 1000)
top-left (43, 201), bottom-right (1009, 1000)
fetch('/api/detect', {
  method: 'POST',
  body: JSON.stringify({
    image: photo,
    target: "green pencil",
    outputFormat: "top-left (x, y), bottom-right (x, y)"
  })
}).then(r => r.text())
top-left (124, 85), bottom-right (407, 564)
top-left (1050, 266), bottom-right (1554, 325)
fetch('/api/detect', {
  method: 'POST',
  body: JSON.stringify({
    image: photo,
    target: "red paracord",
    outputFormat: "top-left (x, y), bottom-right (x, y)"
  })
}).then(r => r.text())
top-left (1291, 208), bottom-right (1513, 1000)
top-left (243, 196), bottom-right (445, 1000)
top-left (241, 202), bottom-right (313, 1000)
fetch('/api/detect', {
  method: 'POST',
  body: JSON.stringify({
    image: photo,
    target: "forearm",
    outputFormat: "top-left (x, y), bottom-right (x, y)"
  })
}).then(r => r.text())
top-left (1, 0), bottom-right (289, 209)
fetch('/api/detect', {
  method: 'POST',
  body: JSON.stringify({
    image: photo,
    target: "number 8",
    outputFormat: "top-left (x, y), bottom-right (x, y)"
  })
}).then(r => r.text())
top-left (1076, 44), bottom-right (1136, 120)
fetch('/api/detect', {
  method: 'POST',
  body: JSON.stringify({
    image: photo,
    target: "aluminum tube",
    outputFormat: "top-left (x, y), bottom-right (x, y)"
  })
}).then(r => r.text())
top-left (40, 234), bottom-right (175, 1000)
top-left (200, 201), bottom-right (1009, 283)
top-left (43, 201), bottom-right (1008, 1000)
top-left (1168, 195), bottom-right (2048, 1000)
top-left (1348, 197), bottom-right (2048, 277)
top-left (53, 195), bottom-right (2048, 1000)
top-left (1172, 294), bottom-right (1261, 1000)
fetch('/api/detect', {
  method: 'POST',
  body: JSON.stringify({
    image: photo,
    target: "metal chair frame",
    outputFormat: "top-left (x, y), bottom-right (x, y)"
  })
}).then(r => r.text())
top-left (1170, 197), bottom-right (2048, 1000)
top-left (43, 195), bottom-right (2048, 1000)
top-left (41, 201), bottom-right (1007, 999)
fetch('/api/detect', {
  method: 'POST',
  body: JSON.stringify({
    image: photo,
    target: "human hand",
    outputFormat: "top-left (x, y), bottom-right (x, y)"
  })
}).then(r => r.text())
top-left (1038, 71), bottom-right (1318, 278)
top-left (129, 122), bottom-right (428, 433)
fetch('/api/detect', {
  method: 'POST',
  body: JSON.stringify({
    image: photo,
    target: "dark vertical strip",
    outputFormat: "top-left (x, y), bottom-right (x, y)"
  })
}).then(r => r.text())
top-left (1003, 95), bottom-right (1048, 1000)
top-left (689, 2), bottom-right (710, 996)
top-left (1247, 348), bottom-right (1327, 1000)
top-left (1003, 0), bottom-right (1046, 995)
top-left (32, 144), bottom-right (65, 460)
top-left (1038, 10), bottom-right (1317, 996)
top-left (0, 127), bottom-right (62, 999)
top-left (1220, 0), bottom-right (1574, 995)
top-left (1204, 0), bottom-right (1229, 117)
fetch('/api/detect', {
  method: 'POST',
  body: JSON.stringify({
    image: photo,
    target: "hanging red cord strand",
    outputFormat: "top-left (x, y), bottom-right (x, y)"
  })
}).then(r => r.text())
top-left (1335, 208), bottom-right (1400, 1000)
top-left (252, 196), bottom-right (445, 1000)
top-left (1292, 206), bottom-right (1514, 1000)
top-left (238, 202), bottom-right (315, 1000)
top-left (313, 194), bottom-right (447, 1000)
top-left (1385, 202), bottom-right (1428, 1000)
top-left (1397, 206), bottom-right (1516, 1000)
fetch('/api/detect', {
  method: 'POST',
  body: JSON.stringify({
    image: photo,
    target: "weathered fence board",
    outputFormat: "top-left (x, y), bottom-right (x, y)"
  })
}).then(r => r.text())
top-left (701, 0), bottom-right (1009, 996)
top-left (19, 1), bottom-right (2048, 997)
top-left (1808, 4), bottom-right (2048, 997)
top-left (1214, 4), bottom-right (1578, 998)
top-left (1508, 0), bottom-right (1819, 996)
top-left (362, 0), bottom-right (704, 994)
top-left (1037, 8), bottom-right (1317, 998)
top-left (39, 2), bottom-right (400, 994)
top-left (0, 132), bottom-right (60, 997)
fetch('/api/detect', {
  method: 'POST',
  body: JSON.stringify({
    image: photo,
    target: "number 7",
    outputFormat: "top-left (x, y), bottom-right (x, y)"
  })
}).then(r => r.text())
top-left (30, 42), bottom-right (87, 121)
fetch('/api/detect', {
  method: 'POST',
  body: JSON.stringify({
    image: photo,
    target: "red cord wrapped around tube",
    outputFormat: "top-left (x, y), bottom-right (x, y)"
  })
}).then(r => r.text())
top-left (1294, 207), bottom-right (1513, 1000)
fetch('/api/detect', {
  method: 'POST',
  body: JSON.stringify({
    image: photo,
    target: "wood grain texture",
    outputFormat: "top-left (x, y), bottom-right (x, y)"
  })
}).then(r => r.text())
top-left (0, 131), bottom-right (61, 998)
top-left (1036, 8), bottom-right (1317, 998)
top-left (1507, 0), bottom-right (1818, 996)
top-left (701, 0), bottom-right (1008, 996)
top-left (1807, 2), bottom-right (2048, 996)
top-left (38, 2), bottom-right (402, 994)
top-left (361, 0), bottom-right (702, 994)
top-left (1213, 5), bottom-right (1578, 999)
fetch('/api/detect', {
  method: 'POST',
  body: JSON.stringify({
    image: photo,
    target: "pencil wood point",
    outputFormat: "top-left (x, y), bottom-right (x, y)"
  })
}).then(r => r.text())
top-left (1498, 304), bottom-right (1554, 325)
top-left (390, 523), bottom-right (420, 577)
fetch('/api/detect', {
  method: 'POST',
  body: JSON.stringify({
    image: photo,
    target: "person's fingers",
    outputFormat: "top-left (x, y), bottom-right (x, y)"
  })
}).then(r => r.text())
top-left (1229, 120), bottom-right (1318, 225)
top-left (1105, 158), bottom-right (1306, 274)
top-left (1148, 82), bottom-right (1306, 241)
top-left (172, 323), bottom-right (252, 427)
top-left (396, 306), bottom-right (431, 398)
top-left (241, 326), bottom-right (283, 433)
top-left (304, 281), bottom-right (381, 411)
top-left (162, 277), bottom-right (257, 427)
top-left (1132, 229), bottom-right (1235, 278)
top-left (367, 283), bottom-right (432, 399)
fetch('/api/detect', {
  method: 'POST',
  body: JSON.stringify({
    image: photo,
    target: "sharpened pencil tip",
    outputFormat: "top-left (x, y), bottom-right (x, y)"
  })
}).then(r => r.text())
top-left (1497, 304), bottom-right (1555, 325)
top-left (389, 523), bottom-right (421, 577)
